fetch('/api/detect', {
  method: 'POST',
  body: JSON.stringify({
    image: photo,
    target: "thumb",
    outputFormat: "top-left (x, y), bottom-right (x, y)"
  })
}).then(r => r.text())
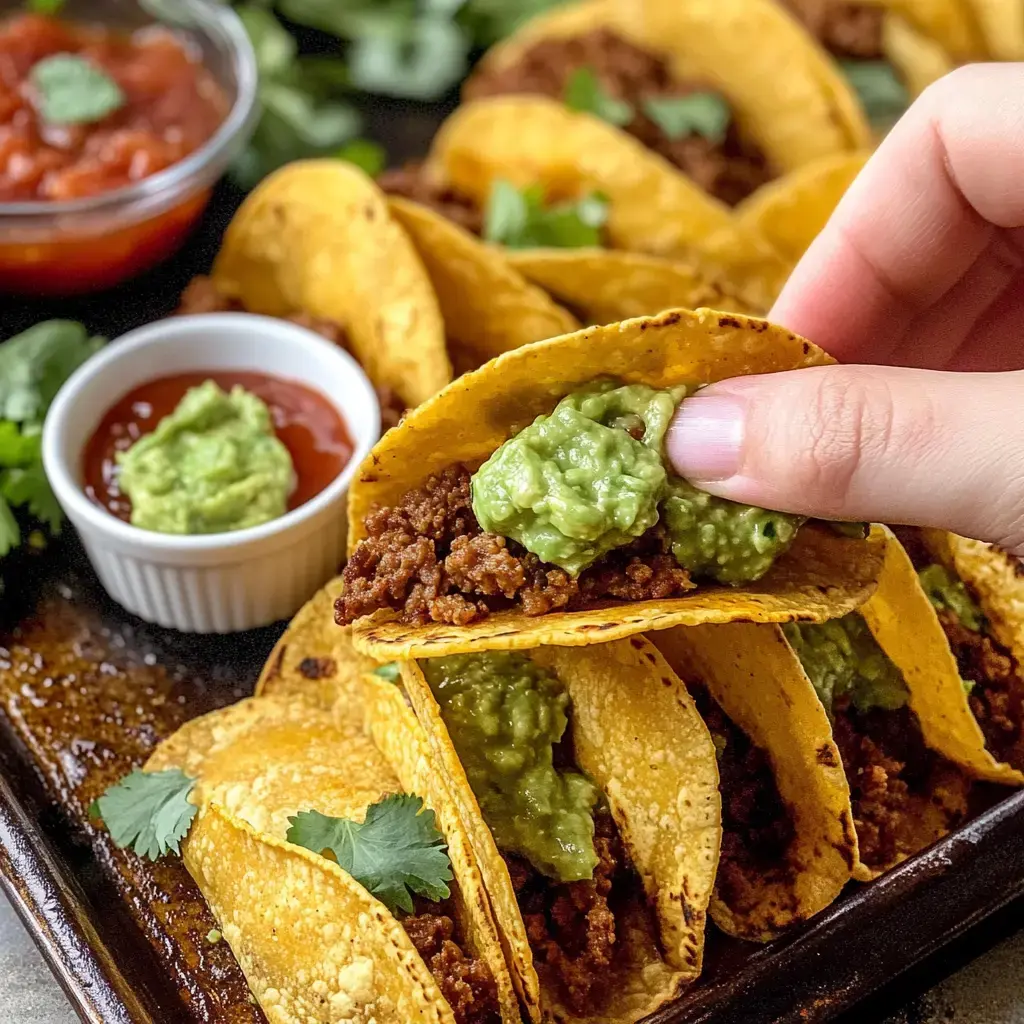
top-left (665, 365), bottom-right (1024, 552)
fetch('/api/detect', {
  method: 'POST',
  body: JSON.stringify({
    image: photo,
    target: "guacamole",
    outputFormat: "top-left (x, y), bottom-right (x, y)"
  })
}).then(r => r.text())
top-left (918, 564), bottom-right (987, 634)
top-left (422, 652), bottom-right (599, 882)
top-left (471, 380), bottom-right (804, 584)
top-left (783, 614), bottom-right (909, 716)
top-left (117, 380), bottom-right (295, 535)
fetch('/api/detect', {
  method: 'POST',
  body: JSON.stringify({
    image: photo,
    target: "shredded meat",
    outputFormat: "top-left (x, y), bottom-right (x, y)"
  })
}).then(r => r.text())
top-left (338, 464), bottom-right (694, 626)
top-left (690, 684), bottom-right (795, 913)
top-left (378, 164), bottom-right (485, 236)
top-left (176, 275), bottom-right (406, 430)
top-left (403, 904), bottom-right (500, 1024)
top-left (506, 811), bottom-right (623, 1014)
top-left (777, 0), bottom-right (884, 59)
top-left (464, 28), bottom-right (771, 206)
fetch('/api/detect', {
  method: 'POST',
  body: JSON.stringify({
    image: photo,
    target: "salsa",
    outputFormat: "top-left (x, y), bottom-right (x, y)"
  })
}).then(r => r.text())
top-left (83, 372), bottom-right (354, 526)
top-left (0, 14), bottom-right (227, 202)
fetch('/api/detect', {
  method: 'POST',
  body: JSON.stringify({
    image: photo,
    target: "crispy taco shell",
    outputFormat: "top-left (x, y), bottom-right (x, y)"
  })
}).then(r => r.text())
top-left (735, 151), bottom-right (870, 263)
top-left (149, 676), bottom-right (519, 1022)
top-left (881, 12), bottom-right (955, 97)
top-left (867, 0), bottom-right (987, 59)
top-left (377, 636), bottom-right (721, 1023)
top-left (424, 96), bottom-right (788, 298)
top-left (653, 623), bottom-right (854, 940)
top-left (346, 309), bottom-right (886, 660)
top-left (210, 160), bottom-right (451, 410)
top-left (965, 0), bottom-right (1024, 58)
top-left (504, 248), bottom-right (766, 322)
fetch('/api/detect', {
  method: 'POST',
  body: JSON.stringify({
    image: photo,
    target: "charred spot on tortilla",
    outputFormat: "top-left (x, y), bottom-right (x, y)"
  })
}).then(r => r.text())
top-left (299, 657), bottom-right (336, 680)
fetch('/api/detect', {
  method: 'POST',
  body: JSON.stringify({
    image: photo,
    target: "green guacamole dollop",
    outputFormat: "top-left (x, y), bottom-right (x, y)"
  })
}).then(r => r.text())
top-left (917, 564), bottom-right (986, 633)
top-left (116, 380), bottom-right (295, 535)
top-left (783, 613), bottom-right (909, 717)
top-left (422, 652), bottom-right (599, 883)
top-left (471, 381), bottom-right (804, 584)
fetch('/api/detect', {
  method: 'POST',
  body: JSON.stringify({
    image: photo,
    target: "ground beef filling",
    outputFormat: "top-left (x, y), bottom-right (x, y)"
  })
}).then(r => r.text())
top-left (504, 811), bottom-right (623, 1014)
top-left (892, 527), bottom-right (1024, 770)
top-left (831, 703), bottom-right (964, 869)
top-left (777, 0), bottom-right (885, 59)
top-left (337, 464), bottom-right (694, 626)
top-left (176, 276), bottom-right (406, 430)
top-left (690, 684), bottom-right (796, 913)
top-left (463, 28), bottom-right (772, 206)
top-left (378, 164), bottom-right (485, 236)
top-left (403, 903), bottom-right (500, 1024)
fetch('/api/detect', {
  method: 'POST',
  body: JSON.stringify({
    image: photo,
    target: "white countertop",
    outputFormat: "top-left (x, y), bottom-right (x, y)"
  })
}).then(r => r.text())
top-left (1, 890), bottom-right (1021, 1024)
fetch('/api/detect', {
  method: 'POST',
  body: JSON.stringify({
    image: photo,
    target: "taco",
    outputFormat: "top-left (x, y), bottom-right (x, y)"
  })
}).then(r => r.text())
top-left (773, 0), bottom-right (955, 132)
top-left (370, 636), bottom-right (721, 1022)
top-left (135, 679), bottom-right (520, 1024)
top-left (965, 0), bottom-right (1024, 58)
top-left (419, 95), bottom-right (790, 301)
top-left (735, 151), bottom-right (871, 263)
top-left (337, 308), bottom-right (886, 660)
top-left (463, 0), bottom-right (869, 202)
top-left (781, 531), bottom-right (974, 878)
top-left (891, 526), bottom-right (1024, 782)
top-left (652, 623), bottom-right (854, 940)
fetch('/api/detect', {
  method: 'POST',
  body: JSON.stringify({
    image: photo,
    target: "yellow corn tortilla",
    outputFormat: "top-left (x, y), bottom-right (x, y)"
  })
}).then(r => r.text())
top-left (211, 159), bottom-right (451, 409)
top-left (424, 96), bottom-right (789, 296)
top-left (346, 308), bottom-right (886, 660)
top-left (387, 196), bottom-right (581, 365)
top-left (504, 248), bottom-right (767, 321)
top-left (865, 0), bottom-right (987, 59)
top-left (965, 0), bottom-right (1024, 58)
top-left (472, 0), bottom-right (869, 168)
top-left (882, 12), bottom-right (955, 98)
top-left (149, 677), bottom-right (519, 1021)
top-left (384, 636), bottom-right (721, 1023)
top-left (653, 623), bottom-right (854, 940)
top-left (735, 151), bottom-right (871, 263)
top-left (859, 529), bottom-right (1021, 786)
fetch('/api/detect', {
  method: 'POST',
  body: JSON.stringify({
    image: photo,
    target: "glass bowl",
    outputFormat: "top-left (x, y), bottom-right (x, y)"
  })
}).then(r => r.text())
top-left (0, 0), bottom-right (258, 295)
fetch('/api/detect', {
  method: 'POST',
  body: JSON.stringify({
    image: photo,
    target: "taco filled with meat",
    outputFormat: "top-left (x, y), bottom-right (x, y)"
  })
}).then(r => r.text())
top-left (781, 531), bottom-right (975, 878)
top-left (369, 636), bottom-right (721, 1022)
top-left (337, 309), bottom-right (886, 660)
top-left (891, 527), bottom-right (1024, 783)
top-left (653, 623), bottom-right (854, 940)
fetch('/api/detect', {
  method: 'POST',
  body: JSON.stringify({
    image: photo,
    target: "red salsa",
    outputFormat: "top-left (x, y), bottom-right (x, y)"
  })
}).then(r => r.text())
top-left (83, 372), bottom-right (354, 525)
top-left (0, 13), bottom-right (227, 201)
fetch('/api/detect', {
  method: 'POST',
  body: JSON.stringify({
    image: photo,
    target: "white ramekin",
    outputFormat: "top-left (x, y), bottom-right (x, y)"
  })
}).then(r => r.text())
top-left (42, 314), bottom-right (380, 634)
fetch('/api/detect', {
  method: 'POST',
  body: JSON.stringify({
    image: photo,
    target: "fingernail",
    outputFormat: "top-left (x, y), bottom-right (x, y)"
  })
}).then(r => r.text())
top-left (666, 394), bottom-right (746, 482)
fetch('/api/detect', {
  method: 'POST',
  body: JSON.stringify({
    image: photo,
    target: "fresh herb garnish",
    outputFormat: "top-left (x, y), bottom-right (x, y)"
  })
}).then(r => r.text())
top-left (337, 138), bottom-right (387, 177)
top-left (484, 180), bottom-right (609, 249)
top-left (30, 55), bottom-right (125, 126)
top-left (642, 92), bottom-right (731, 144)
top-left (90, 769), bottom-right (198, 861)
top-left (373, 662), bottom-right (402, 681)
top-left (564, 67), bottom-right (633, 126)
top-left (0, 321), bottom-right (103, 590)
top-left (839, 61), bottom-right (909, 130)
top-left (25, 0), bottom-right (67, 12)
top-left (287, 794), bottom-right (452, 915)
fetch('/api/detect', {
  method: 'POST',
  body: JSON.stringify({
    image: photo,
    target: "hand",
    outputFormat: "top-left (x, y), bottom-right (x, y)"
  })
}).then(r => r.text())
top-left (666, 64), bottom-right (1024, 553)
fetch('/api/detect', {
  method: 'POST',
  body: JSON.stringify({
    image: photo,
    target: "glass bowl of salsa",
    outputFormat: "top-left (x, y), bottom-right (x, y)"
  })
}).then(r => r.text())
top-left (0, 0), bottom-right (258, 295)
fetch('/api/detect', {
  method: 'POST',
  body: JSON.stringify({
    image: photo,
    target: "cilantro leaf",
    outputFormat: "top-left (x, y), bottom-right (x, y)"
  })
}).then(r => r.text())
top-left (237, 4), bottom-right (298, 80)
top-left (287, 794), bottom-right (452, 915)
top-left (373, 662), bottom-right (401, 681)
top-left (91, 769), bottom-right (198, 861)
top-left (484, 180), bottom-right (609, 249)
top-left (0, 422), bottom-right (41, 470)
top-left (30, 55), bottom-right (125, 127)
top-left (0, 498), bottom-right (19, 560)
top-left (840, 61), bottom-right (909, 130)
top-left (456, 0), bottom-right (569, 47)
top-left (2, 463), bottom-right (63, 535)
top-left (564, 67), bottom-right (633, 127)
top-left (336, 138), bottom-right (387, 177)
top-left (642, 92), bottom-right (731, 144)
top-left (0, 320), bottom-right (104, 426)
top-left (26, 0), bottom-right (67, 12)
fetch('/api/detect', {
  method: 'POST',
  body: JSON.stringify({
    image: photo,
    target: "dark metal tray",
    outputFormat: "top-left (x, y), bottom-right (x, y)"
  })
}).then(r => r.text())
top-left (3, 100), bottom-right (1024, 1024)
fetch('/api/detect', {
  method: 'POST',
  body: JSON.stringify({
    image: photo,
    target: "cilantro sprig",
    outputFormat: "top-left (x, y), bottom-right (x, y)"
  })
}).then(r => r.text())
top-left (30, 55), bottom-right (125, 126)
top-left (373, 662), bottom-right (402, 681)
top-left (840, 61), bottom-right (909, 131)
top-left (642, 93), bottom-right (731, 144)
top-left (288, 794), bottom-right (453, 915)
top-left (0, 321), bottom-right (103, 590)
top-left (564, 67), bottom-right (633, 127)
top-left (90, 769), bottom-right (198, 861)
top-left (484, 180), bottom-right (609, 249)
